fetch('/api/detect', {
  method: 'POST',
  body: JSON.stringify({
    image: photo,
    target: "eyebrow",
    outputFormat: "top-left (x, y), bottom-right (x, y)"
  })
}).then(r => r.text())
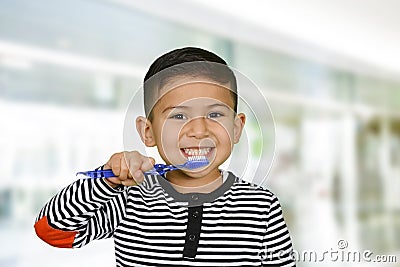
top-left (162, 105), bottom-right (189, 113)
top-left (162, 103), bottom-right (230, 113)
top-left (207, 103), bottom-right (231, 109)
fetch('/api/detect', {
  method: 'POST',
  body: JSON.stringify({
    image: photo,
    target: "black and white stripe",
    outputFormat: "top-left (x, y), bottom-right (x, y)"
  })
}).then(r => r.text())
top-left (36, 171), bottom-right (295, 266)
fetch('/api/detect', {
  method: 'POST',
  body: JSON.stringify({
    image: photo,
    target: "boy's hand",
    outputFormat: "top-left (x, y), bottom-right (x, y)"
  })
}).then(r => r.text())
top-left (103, 151), bottom-right (155, 188)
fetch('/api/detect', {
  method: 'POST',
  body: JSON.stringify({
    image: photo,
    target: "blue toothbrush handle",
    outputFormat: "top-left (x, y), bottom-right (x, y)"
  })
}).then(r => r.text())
top-left (76, 169), bottom-right (115, 178)
top-left (149, 164), bottom-right (178, 175)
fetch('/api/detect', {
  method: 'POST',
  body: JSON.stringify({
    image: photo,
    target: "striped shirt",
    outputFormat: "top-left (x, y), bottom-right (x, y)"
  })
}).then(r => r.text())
top-left (35, 170), bottom-right (295, 266)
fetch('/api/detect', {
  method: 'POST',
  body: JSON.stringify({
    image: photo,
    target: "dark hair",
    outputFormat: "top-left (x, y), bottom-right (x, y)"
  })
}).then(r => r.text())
top-left (143, 47), bottom-right (237, 120)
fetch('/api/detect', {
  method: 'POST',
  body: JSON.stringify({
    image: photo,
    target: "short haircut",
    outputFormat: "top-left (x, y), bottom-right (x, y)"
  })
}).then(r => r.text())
top-left (143, 47), bottom-right (237, 120)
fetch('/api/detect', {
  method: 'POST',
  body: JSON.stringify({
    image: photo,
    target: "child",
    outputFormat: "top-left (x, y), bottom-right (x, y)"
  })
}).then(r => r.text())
top-left (34, 47), bottom-right (295, 266)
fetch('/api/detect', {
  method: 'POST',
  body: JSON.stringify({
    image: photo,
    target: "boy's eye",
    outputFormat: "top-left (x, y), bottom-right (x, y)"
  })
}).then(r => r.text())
top-left (207, 112), bottom-right (223, 119)
top-left (169, 113), bottom-right (187, 120)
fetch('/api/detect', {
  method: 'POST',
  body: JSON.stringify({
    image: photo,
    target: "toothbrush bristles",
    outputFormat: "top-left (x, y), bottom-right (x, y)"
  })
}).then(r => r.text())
top-left (184, 156), bottom-right (209, 169)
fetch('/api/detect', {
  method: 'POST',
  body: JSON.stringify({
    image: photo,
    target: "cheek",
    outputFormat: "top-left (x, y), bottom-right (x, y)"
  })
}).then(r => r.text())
top-left (158, 122), bottom-right (182, 149)
top-left (213, 120), bottom-right (235, 144)
top-left (211, 123), bottom-right (234, 163)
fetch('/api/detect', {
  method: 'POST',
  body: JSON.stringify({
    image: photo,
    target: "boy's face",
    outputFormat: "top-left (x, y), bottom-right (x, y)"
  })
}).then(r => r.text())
top-left (137, 81), bottom-right (245, 178)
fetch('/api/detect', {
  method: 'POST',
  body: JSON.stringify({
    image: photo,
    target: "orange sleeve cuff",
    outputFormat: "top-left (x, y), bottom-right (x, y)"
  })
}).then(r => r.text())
top-left (34, 216), bottom-right (78, 248)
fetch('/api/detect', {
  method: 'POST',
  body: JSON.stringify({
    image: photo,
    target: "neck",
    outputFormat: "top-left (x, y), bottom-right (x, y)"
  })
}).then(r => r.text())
top-left (165, 169), bottom-right (223, 194)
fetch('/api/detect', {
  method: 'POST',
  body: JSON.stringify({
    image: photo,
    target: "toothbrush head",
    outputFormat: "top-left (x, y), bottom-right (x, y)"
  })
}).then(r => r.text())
top-left (149, 156), bottom-right (209, 176)
top-left (179, 156), bottom-right (210, 169)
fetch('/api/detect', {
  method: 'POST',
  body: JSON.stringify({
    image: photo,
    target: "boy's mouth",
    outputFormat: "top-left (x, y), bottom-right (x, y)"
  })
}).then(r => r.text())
top-left (180, 147), bottom-right (214, 159)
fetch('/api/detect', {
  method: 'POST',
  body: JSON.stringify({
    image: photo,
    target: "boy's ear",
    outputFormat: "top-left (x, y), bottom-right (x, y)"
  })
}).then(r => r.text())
top-left (136, 116), bottom-right (156, 147)
top-left (233, 113), bottom-right (246, 144)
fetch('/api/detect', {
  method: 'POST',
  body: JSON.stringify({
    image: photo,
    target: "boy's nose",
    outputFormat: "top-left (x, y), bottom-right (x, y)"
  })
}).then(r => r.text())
top-left (185, 116), bottom-right (209, 138)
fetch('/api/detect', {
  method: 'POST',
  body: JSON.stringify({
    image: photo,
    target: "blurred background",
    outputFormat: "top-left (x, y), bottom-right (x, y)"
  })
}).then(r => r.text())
top-left (1, 0), bottom-right (400, 266)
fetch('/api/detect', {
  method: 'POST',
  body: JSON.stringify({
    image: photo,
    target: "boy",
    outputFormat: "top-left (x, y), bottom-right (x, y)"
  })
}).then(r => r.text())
top-left (34, 47), bottom-right (295, 266)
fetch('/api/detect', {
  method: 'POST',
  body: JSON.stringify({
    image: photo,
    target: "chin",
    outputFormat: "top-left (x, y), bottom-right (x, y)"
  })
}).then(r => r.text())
top-left (180, 167), bottom-right (219, 178)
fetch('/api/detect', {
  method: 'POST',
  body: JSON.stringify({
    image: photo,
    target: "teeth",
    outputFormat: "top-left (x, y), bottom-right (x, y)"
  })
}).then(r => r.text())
top-left (183, 147), bottom-right (211, 156)
top-left (188, 155), bottom-right (208, 162)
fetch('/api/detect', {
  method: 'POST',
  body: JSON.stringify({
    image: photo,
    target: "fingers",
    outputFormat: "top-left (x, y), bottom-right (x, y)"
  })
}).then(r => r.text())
top-left (127, 153), bottom-right (155, 184)
top-left (107, 152), bottom-right (131, 179)
top-left (143, 157), bottom-right (156, 171)
top-left (119, 155), bottom-right (131, 180)
top-left (107, 153), bottom-right (121, 176)
top-left (128, 156), bottom-right (143, 183)
top-left (104, 151), bottom-right (155, 187)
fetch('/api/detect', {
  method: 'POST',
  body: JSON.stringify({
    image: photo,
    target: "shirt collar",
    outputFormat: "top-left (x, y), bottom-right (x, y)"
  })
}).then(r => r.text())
top-left (156, 170), bottom-right (236, 207)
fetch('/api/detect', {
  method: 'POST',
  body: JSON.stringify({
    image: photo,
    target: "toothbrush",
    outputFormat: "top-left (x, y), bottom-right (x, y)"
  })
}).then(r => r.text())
top-left (76, 156), bottom-right (209, 178)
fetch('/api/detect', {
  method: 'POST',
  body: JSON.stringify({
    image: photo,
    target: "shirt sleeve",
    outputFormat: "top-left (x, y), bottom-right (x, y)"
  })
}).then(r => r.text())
top-left (34, 171), bottom-right (128, 249)
top-left (261, 194), bottom-right (296, 266)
